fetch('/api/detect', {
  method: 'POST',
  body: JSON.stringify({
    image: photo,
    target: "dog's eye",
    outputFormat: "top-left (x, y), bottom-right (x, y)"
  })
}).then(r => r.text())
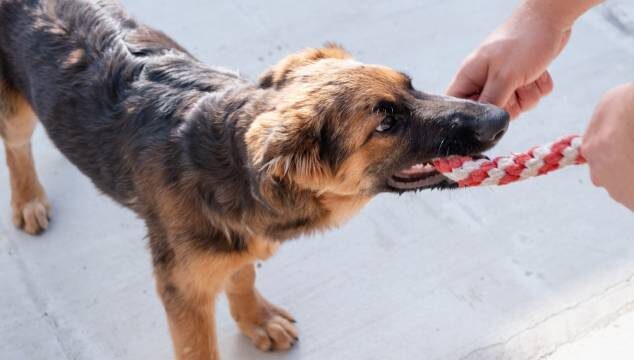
top-left (376, 116), bottom-right (396, 133)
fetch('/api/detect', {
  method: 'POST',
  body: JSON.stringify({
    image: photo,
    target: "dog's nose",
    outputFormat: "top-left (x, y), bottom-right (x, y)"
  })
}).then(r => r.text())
top-left (473, 106), bottom-right (510, 144)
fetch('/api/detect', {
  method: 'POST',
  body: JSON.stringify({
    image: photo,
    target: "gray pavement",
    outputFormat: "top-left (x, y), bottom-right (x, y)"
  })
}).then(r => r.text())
top-left (2, 1), bottom-right (634, 359)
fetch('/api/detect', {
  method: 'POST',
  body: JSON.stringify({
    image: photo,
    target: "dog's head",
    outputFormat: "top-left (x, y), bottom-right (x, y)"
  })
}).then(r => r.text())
top-left (247, 44), bottom-right (509, 196)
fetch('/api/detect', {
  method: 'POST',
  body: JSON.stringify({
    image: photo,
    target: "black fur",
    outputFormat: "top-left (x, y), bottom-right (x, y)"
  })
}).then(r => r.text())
top-left (0, 0), bottom-right (509, 256)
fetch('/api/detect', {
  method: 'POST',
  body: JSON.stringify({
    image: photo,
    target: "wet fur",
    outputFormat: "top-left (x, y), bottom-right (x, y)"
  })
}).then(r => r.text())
top-left (0, 1), bottom-right (506, 359)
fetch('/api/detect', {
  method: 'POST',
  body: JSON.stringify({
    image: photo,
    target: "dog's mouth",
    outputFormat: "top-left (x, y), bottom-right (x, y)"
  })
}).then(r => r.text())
top-left (388, 162), bottom-right (450, 191)
top-left (387, 154), bottom-right (486, 191)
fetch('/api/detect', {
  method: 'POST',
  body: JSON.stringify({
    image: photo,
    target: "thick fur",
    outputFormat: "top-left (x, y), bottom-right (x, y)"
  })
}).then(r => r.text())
top-left (0, 1), bottom-right (508, 359)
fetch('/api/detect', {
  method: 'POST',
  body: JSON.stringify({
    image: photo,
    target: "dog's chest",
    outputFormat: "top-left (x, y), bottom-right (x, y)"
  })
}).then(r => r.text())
top-left (319, 194), bottom-right (371, 228)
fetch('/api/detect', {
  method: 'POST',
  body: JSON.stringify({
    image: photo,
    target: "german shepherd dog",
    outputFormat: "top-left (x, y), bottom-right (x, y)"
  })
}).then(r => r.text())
top-left (0, 0), bottom-right (509, 358)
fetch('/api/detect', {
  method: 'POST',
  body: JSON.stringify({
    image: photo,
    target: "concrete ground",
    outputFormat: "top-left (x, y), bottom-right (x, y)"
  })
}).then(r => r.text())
top-left (2, 1), bottom-right (634, 359)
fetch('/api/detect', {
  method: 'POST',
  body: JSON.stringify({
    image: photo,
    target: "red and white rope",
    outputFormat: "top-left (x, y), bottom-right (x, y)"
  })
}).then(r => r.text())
top-left (432, 135), bottom-right (586, 187)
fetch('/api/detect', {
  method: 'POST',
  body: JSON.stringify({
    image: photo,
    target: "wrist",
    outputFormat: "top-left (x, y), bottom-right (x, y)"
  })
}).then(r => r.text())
top-left (518, 0), bottom-right (603, 31)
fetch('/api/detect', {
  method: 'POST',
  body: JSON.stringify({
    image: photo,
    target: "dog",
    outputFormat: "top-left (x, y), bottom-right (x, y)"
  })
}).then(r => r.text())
top-left (0, 0), bottom-right (509, 358)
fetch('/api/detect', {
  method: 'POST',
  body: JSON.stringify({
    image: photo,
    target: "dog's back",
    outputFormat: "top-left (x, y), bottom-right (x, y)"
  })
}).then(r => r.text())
top-left (0, 0), bottom-right (147, 200)
top-left (0, 0), bottom-right (244, 203)
top-left (0, 0), bottom-right (134, 116)
top-left (0, 2), bottom-right (515, 358)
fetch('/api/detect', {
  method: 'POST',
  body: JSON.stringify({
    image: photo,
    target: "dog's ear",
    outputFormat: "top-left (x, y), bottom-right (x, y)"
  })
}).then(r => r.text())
top-left (246, 111), bottom-right (329, 183)
top-left (258, 43), bottom-right (352, 89)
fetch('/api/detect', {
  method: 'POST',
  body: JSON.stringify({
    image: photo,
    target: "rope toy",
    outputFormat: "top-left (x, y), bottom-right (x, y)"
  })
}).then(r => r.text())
top-left (432, 135), bottom-right (586, 187)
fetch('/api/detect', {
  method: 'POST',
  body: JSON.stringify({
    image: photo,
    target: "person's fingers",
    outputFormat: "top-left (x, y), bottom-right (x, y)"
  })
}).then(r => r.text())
top-left (557, 29), bottom-right (572, 56)
top-left (588, 163), bottom-right (604, 187)
top-left (504, 72), bottom-right (553, 118)
top-left (504, 93), bottom-right (522, 119)
top-left (516, 72), bottom-right (553, 112)
top-left (478, 69), bottom-right (517, 108)
top-left (515, 82), bottom-right (542, 112)
top-left (446, 54), bottom-right (488, 99)
top-left (535, 71), bottom-right (554, 96)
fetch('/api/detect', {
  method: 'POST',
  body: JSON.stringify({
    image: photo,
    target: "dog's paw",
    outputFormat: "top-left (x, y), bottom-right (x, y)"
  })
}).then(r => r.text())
top-left (235, 300), bottom-right (298, 352)
top-left (12, 197), bottom-right (52, 235)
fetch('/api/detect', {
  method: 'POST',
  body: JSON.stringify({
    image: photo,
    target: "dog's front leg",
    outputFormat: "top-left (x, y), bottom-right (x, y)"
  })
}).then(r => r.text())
top-left (226, 263), bottom-right (298, 352)
top-left (155, 259), bottom-right (222, 360)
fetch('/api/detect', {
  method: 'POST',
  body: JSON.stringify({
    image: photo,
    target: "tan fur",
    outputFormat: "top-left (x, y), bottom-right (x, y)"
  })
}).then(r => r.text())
top-left (47, 25), bottom-right (66, 35)
top-left (0, 85), bottom-right (51, 234)
top-left (63, 48), bottom-right (85, 69)
top-left (155, 237), bottom-right (280, 360)
top-left (2, 42), bottom-right (420, 359)
top-left (226, 264), bottom-right (298, 352)
top-left (257, 43), bottom-right (352, 88)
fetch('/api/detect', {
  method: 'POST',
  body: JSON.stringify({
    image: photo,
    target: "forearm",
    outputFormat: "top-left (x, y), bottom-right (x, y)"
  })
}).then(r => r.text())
top-left (519, 0), bottom-right (605, 30)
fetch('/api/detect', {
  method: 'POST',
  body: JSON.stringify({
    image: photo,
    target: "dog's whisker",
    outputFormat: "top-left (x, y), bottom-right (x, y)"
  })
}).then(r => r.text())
top-left (437, 137), bottom-right (447, 157)
top-left (0, 2), bottom-right (511, 356)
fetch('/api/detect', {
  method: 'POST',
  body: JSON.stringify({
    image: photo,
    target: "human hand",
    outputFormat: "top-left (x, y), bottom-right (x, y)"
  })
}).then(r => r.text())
top-left (581, 83), bottom-right (634, 212)
top-left (447, 5), bottom-right (572, 118)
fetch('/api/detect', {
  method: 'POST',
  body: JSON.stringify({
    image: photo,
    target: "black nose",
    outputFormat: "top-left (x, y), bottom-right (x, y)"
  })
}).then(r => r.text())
top-left (473, 106), bottom-right (509, 144)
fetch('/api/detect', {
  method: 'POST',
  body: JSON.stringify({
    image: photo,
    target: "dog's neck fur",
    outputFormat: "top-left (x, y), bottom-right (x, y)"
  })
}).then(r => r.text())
top-left (172, 87), bottom-right (339, 246)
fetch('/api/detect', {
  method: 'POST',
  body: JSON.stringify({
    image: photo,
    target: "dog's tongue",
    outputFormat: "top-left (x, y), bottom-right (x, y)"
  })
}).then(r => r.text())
top-left (395, 163), bottom-right (437, 178)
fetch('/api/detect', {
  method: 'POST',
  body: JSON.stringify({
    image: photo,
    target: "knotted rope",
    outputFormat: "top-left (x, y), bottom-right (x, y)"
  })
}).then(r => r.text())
top-left (432, 135), bottom-right (586, 187)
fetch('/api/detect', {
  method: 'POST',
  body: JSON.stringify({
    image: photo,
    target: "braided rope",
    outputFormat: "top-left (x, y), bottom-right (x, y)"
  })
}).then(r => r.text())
top-left (432, 135), bottom-right (586, 187)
